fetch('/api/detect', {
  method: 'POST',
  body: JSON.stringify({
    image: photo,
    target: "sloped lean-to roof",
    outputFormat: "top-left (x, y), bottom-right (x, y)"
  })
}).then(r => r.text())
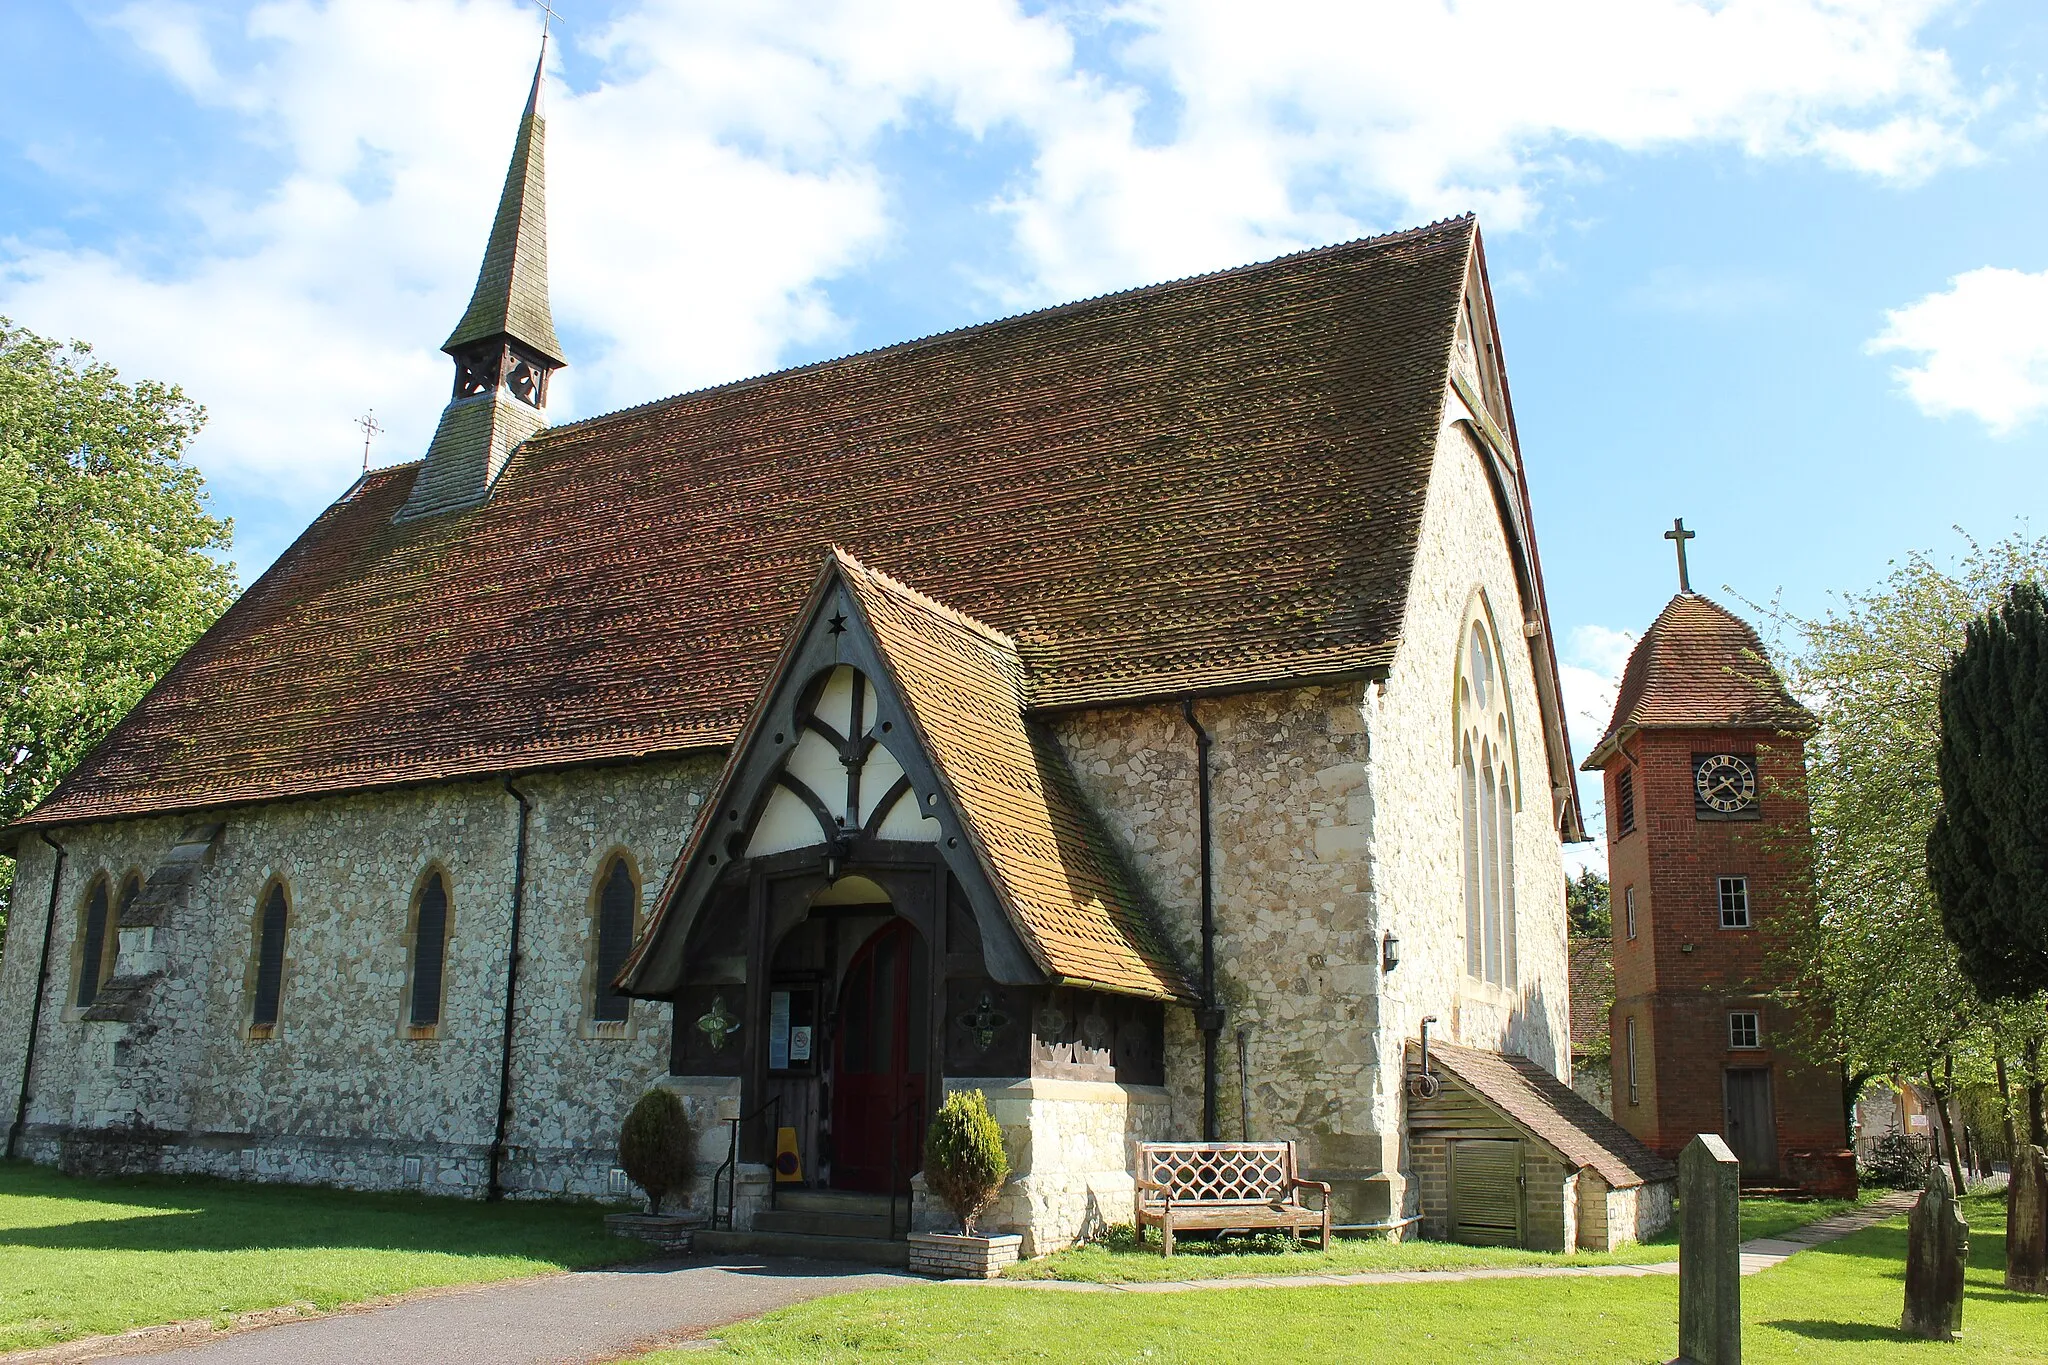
top-left (1582, 593), bottom-right (1814, 770)
top-left (19, 214), bottom-right (1573, 834)
top-left (621, 551), bottom-right (1191, 1001)
top-left (1421, 1041), bottom-right (1675, 1189)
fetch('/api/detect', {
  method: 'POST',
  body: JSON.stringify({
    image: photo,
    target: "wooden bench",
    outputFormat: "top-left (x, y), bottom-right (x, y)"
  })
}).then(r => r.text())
top-left (1133, 1141), bottom-right (1333, 1255)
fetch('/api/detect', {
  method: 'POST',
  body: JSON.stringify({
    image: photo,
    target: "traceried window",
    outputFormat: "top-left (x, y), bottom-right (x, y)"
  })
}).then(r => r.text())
top-left (1728, 1011), bottom-right (1761, 1050)
top-left (409, 870), bottom-right (452, 1032)
top-left (592, 854), bottom-right (638, 1024)
top-left (1458, 607), bottom-right (1519, 988)
top-left (74, 875), bottom-right (115, 1008)
top-left (250, 881), bottom-right (289, 1035)
top-left (1718, 876), bottom-right (1750, 929)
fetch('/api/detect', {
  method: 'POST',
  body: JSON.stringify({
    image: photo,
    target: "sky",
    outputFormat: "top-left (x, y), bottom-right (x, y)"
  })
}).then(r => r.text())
top-left (4, 0), bottom-right (2047, 870)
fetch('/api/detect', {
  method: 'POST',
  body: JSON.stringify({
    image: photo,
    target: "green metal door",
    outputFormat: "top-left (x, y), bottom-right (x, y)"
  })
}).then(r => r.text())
top-left (1448, 1138), bottom-right (1523, 1246)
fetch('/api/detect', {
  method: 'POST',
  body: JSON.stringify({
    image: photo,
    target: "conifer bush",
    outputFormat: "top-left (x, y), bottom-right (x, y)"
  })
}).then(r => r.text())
top-left (924, 1088), bottom-right (1010, 1235)
top-left (618, 1087), bottom-right (695, 1215)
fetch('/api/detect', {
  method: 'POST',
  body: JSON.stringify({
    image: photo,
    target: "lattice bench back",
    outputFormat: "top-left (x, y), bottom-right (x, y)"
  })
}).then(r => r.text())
top-left (1135, 1141), bottom-right (1299, 1205)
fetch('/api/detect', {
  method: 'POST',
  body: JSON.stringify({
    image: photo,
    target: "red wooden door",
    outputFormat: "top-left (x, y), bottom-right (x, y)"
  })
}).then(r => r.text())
top-left (832, 919), bottom-right (925, 1192)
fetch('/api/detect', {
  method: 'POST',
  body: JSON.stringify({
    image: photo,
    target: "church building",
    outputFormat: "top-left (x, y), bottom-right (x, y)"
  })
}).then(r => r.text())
top-left (1581, 539), bottom-right (1855, 1196)
top-left (2, 45), bottom-right (1676, 1256)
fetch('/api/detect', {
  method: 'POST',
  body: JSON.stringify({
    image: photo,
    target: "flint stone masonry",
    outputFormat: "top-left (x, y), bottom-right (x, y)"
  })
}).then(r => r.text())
top-left (1050, 399), bottom-right (1570, 1229)
top-left (0, 757), bottom-right (717, 1198)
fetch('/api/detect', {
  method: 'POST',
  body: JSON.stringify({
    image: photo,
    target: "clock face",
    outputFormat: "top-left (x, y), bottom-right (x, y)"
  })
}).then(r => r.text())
top-left (1694, 753), bottom-right (1758, 815)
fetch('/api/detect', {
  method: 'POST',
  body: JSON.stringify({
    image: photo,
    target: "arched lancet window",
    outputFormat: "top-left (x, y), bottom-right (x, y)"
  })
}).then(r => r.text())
top-left (592, 854), bottom-right (638, 1024)
top-left (75, 874), bottom-right (114, 1008)
top-left (410, 870), bottom-right (451, 1030)
top-left (1456, 603), bottom-right (1519, 989)
top-left (251, 881), bottom-right (289, 1032)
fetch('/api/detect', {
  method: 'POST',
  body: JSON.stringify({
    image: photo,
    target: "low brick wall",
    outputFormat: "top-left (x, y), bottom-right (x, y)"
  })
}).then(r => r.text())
top-left (909, 1231), bottom-right (1021, 1279)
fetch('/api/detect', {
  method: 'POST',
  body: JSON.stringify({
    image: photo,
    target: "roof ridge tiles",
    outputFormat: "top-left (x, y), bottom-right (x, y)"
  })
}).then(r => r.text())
top-left (544, 216), bottom-right (1478, 440)
top-left (831, 548), bottom-right (1020, 652)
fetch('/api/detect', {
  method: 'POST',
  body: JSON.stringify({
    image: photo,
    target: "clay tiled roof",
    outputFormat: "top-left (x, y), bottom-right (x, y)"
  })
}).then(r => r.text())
top-left (1429, 1041), bottom-right (1675, 1188)
top-left (23, 217), bottom-right (1480, 830)
top-left (841, 555), bottom-right (1189, 998)
top-left (1568, 937), bottom-right (1612, 1060)
top-left (1583, 593), bottom-right (1813, 769)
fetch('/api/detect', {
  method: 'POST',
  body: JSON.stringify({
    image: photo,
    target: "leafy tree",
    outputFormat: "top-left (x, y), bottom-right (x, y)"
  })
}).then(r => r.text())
top-left (1928, 582), bottom-right (2048, 1003)
top-left (618, 1087), bottom-right (696, 1214)
top-left (1565, 868), bottom-right (1610, 938)
top-left (0, 319), bottom-right (235, 948)
top-left (1760, 535), bottom-right (2048, 1185)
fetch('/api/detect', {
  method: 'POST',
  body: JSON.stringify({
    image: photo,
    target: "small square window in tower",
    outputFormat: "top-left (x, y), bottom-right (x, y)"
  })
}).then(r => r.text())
top-left (1728, 1011), bottom-right (1760, 1050)
top-left (1718, 876), bottom-right (1750, 929)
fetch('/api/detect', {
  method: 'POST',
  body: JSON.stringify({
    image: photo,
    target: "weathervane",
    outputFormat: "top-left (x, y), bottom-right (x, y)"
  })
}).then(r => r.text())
top-left (1665, 517), bottom-right (1696, 594)
top-left (356, 410), bottom-right (384, 472)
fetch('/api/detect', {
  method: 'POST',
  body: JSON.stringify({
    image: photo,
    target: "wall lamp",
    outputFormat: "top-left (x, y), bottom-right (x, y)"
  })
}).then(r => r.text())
top-left (1381, 931), bottom-right (1401, 973)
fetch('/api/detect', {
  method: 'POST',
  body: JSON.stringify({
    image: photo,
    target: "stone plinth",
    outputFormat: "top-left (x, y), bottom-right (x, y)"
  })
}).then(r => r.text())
top-left (604, 1213), bottom-right (698, 1253)
top-left (1900, 1168), bottom-right (1968, 1340)
top-left (1677, 1133), bottom-right (1741, 1365)
top-left (908, 1231), bottom-right (1022, 1279)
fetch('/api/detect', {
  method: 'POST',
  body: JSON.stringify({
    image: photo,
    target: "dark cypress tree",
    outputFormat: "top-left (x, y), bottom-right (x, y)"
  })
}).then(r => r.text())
top-left (1927, 581), bottom-right (2048, 1001)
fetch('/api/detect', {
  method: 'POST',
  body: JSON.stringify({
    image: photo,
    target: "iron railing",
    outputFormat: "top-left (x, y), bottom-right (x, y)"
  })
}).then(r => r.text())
top-left (710, 1095), bottom-right (781, 1230)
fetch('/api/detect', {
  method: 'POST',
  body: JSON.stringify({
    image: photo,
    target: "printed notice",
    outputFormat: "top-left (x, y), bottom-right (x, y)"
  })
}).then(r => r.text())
top-left (769, 990), bottom-right (791, 1069)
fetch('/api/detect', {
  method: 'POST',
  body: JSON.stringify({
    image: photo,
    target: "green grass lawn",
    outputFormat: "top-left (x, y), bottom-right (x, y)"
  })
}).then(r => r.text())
top-left (999, 1191), bottom-right (1876, 1283)
top-left (633, 1195), bottom-right (2030, 1363)
top-left (0, 1159), bottom-right (651, 1352)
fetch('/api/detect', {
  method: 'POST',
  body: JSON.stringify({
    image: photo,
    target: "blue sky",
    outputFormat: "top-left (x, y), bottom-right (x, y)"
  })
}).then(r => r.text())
top-left (5, 1), bottom-right (2047, 865)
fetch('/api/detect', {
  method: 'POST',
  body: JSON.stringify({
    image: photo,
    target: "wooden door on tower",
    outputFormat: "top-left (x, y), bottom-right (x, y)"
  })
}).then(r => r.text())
top-left (1724, 1067), bottom-right (1778, 1178)
top-left (831, 918), bottom-right (926, 1192)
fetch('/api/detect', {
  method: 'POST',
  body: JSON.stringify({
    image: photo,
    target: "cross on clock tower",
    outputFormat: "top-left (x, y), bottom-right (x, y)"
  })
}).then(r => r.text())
top-left (1579, 528), bottom-right (1853, 1195)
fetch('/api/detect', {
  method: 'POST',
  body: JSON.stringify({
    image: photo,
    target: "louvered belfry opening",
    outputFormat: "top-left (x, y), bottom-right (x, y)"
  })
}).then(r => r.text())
top-left (411, 872), bottom-right (451, 1030)
top-left (593, 857), bottom-right (636, 1023)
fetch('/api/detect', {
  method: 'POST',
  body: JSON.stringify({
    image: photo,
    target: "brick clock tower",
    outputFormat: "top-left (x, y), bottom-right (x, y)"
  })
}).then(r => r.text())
top-left (1581, 522), bottom-right (1853, 1196)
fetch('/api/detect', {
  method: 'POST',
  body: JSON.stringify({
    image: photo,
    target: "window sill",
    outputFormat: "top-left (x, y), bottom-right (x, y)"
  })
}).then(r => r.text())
top-left (405, 1024), bottom-right (441, 1042)
top-left (245, 1024), bottom-right (277, 1043)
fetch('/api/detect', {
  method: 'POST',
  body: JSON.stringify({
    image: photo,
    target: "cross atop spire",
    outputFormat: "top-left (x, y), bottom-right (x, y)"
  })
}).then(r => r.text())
top-left (1665, 517), bottom-right (1696, 594)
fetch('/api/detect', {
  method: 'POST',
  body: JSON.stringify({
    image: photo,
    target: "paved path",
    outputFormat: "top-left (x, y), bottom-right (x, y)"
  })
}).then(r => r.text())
top-left (940, 1190), bottom-right (1919, 1295)
top-left (39, 1258), bottom-right (914, 1365)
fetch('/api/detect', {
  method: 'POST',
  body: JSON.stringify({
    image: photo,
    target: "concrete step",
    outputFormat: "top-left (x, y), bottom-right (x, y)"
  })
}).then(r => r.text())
top-left (776, 1188), bottom-right (898, 1216)
top-left (692, 1228), bottom-right (911, 1268)
top-left (753, 1208), bottom-right (895, 1239)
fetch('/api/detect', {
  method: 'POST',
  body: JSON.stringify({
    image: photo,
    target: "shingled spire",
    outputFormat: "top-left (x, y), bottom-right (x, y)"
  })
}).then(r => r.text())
top-left (396, 37), bottom-right (567, 522)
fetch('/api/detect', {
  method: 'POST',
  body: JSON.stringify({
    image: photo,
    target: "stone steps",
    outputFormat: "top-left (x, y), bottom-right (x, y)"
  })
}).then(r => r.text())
top-left (692, 1228), bottom-right (912, 1268)
top-left (753, 1208), bottom-right (895, 1239)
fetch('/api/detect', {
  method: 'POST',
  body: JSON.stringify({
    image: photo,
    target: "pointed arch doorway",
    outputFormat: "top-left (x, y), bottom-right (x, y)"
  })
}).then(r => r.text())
top-left (831, 917), bottom-right (926, 1192)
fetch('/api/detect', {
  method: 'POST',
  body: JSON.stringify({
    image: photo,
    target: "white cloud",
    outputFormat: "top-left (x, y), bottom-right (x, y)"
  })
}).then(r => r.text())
top-left (0, 0), bottom-right (1993, 516)
top-left (1869, 265), bottom-right (2048, 435)
top-left (1558, 623), bottom-right (1636, 876)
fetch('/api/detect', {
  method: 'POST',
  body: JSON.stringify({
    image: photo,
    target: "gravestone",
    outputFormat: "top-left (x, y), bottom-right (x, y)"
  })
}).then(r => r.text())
top-left (1900, 1166), bottom-right (1968, 1339)
top-left (2010, 1143), bottom-right (2048, 1295)
top-left (1677, 1133), bottom-right (1742, 1365)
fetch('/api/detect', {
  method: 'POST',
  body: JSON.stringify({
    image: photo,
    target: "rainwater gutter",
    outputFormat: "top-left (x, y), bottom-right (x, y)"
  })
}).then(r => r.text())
top-left (487, 780), bottom-right (532, 1201)
top-left (1181, 699), bottom-right (1222, 1141)
top-left (6, 832), bottom-right (66, 1160)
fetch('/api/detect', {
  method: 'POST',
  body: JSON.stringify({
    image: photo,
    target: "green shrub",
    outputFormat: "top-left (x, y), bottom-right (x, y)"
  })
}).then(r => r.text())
top-left (619, 1088), bottom-right (696, 1214)
top-left (1859, 1130), bottom-right (1933, 1189)
top-left (925, 1088), bottom-right (1010, 1235)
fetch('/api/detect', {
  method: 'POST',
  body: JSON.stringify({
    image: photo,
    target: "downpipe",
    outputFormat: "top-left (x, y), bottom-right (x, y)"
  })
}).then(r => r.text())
top-left (6, 832), bottom-right (67, 1160)
top-left (487, 781), bottom-right (533, 1201)
top-left (1182, 699), bottom-right (1223, 1142)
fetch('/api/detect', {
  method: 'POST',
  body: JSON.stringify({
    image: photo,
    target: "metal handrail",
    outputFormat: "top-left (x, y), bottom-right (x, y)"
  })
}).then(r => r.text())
top-left (710, 1094), bottom-right (782, 1231)
top-left (885, 1089), bottom-right (925, 1241)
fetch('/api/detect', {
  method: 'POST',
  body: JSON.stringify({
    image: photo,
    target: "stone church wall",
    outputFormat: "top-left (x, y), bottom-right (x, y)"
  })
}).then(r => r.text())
top-left (0, 756), bottom-right (718, 1199)
top-left (1046, 383), bottom-right (1572, 1230)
